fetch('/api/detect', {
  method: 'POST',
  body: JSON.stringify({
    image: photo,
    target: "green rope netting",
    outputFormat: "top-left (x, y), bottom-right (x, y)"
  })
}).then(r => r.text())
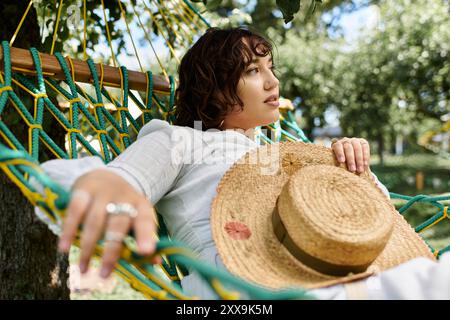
top-left (0, 40), bottom-right (449, 299)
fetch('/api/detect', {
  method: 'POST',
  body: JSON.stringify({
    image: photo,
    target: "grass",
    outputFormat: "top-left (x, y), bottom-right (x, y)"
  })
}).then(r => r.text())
top-left (371, 153), bottom-right (450, 195)
top-left (370, 153), bottom-right (450, 170)
top-left (69, 246), bottom-right (146, 300)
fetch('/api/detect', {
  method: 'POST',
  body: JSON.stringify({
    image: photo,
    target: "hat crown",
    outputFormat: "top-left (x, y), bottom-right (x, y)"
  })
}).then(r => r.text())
top-left (276, 165), bottom-right (394, 272)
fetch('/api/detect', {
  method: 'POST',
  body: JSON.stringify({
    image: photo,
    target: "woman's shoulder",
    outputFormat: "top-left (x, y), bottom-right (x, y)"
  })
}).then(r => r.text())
top-left (137, 119), bottom-right (194, 140)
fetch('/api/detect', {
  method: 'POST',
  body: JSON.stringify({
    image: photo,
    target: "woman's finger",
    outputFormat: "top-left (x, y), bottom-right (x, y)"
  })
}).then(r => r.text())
top-left (79, 198), bottom-right (109, 273)
top-left (58, 189), bottom-right (92, 253)
top-left (361, 139), bottom-right (371, 169)
top-left (100, 214), bottom-right (133, 278)
top-left (133, 198), bottom-right (157, 256)
top-left (332, 140), bottom-right (346, 163)
top-left (343, 140), bottom-right (356, 172)
top-left (351, 138), bottom-right (364, 173)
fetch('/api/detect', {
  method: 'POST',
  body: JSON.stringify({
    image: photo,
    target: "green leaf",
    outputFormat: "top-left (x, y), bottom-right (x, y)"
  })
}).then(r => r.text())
top-left (276, 0), bottom-right (301, 23)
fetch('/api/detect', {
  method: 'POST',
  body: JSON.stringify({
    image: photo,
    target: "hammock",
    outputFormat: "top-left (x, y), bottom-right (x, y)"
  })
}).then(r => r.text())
top-left (0, 0), bottom-right (448, 300)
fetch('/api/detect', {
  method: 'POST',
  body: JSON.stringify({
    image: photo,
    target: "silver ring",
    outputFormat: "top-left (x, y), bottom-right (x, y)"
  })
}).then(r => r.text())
top-left (104, 231), bottom-right (125, 243)
top-left (105, 202), bottom-right (138, 219)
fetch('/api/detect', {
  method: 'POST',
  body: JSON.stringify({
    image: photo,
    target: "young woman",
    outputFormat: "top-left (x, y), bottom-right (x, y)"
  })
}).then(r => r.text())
top-left (50, 27), bottom-right (390, 298)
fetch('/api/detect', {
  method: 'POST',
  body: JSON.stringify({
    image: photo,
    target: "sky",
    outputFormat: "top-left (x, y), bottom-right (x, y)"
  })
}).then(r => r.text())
top-left (338, 4), bottom-right (380, 43)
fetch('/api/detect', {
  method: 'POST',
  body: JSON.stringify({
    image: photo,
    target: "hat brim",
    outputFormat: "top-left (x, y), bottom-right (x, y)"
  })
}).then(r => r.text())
top-left (211, 141), bottom-right (435, 290)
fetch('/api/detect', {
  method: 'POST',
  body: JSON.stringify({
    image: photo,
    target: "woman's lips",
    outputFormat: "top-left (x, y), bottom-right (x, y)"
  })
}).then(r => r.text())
top-left (265, 100), bottom-right (280, 107)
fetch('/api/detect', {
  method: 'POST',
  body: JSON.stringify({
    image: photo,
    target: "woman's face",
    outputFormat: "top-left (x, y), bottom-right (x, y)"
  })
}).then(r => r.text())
top-left (223, 52), bottom-right (280, 131)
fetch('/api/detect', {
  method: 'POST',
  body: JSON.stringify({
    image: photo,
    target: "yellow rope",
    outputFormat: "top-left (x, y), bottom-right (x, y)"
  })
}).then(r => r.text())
top-left (28, 124), bottom-right (43, 156)
top-left (34, 93), bottom-right (48, 99)
top-left (95, 62), bottom-right (103, 89)
top-left (142, 0), bottom-right (181, 64)
top-left (134, 265), bottom-right (193, 300)
top-left (144, 71), bottom-right (150, 107)
top-left (164, 7), bottom-right (195, 46)
top-left (151, 0), bottom-right (188, 49)
top-left (11, 66), bottom-right (56, 77)
top-left (118, 58), bottom-right (125, 108)
top-left (211, 279), bottom-right (240, 300)
top-left (6, 96), bottom-right (35, 128)
top-left (419, 206), bottom-right (450, 234)
top-left (83, 0), bottom-right (87, 61)
top-left (0, 86), bottom-right (13, 95)
top-left (67, 55), bottom-right (77, 83)
top-left (168, 0), bottom-right (197, 41)
top-left (100, 0), bottom-right (118, 68)
top-left (178, 0), bottom-right (203, 31)
top-left (0, 130), bottom-right (17, 151)
top-left (40, 134), bottom-right (65, 159)
top-left (131, 2), bottom-right (168, 78)
top-left (115, 265), bottom-right (171, 300)
top-left (10, 77), bottom-right (39, 97)
top-left (117, 0), bottom-right (144, 72)
top-left (68, 98), bottom-right (81, 104)
top-left (10, 0), bottom-right (34, 46)
top-left (66, 128), bottom-right (81, 135)
top-left (50, 0), bottom-right (64, 55)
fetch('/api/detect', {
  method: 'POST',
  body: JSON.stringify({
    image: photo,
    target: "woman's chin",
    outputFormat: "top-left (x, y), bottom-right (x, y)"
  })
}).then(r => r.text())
top-left (255, 110), bottom-right (280, 127)
top-left (268, 110), bottom-right (280, 124)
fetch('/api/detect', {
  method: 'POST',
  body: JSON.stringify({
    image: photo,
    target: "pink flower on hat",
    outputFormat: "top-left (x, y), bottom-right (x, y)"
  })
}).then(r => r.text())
top-left (224, 221), bottom-right (252, 240)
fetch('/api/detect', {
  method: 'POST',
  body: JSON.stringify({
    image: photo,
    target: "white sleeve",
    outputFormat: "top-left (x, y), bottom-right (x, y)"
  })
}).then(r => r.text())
top-left (309, 253), bottom-right (450, 300)
top-left (370, 171), bottom-right (390, 199)
top-left (104, 127), bottom-right (186, 205)
top-left (31, 156), bottom-right (107, 236)
top-left (39, 156), bottom-right (107, 191)
top-left (374, 253), bottom-right (450, 299)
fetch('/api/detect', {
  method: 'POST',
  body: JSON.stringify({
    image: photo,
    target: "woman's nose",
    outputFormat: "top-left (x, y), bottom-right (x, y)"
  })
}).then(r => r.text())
top-left (265, 71), bottom-right (279, 90)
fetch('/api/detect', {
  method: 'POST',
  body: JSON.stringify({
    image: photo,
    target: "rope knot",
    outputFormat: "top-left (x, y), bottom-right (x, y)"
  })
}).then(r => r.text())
top-left (0, 86), bottom-right (13, 95)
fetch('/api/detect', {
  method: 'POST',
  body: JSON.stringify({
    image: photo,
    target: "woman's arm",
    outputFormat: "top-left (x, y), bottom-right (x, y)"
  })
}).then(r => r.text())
top-left (57, 125), bottom-right (186, 279)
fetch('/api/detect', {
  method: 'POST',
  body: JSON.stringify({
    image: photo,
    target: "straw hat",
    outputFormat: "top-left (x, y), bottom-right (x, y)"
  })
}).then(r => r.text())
top-left (211, 141), bottom-right (435, 290)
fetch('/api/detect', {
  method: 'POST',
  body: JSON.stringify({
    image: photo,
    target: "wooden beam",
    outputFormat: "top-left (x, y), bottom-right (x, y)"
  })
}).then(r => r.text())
top-left (0, 46), bottom-right (171, 94)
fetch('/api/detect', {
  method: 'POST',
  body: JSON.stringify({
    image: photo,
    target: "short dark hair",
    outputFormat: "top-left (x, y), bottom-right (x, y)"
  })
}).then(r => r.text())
top-left (173, 27), bottom-right (273, 130)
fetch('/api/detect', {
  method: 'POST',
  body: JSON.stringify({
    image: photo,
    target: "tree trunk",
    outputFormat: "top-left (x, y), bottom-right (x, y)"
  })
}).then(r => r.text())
top-left (0, 171), bottom-right (70, 299)
top-left (0, 1), bottom-right (70, 299)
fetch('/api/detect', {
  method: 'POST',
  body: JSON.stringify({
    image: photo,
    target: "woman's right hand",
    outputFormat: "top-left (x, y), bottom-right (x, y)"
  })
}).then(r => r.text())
top-left (58, 169), bottom-right (159, 278)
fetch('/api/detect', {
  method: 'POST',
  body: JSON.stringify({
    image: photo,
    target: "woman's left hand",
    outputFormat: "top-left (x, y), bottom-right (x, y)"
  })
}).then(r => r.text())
top-left (331, 137), bottom-right (370, 174)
